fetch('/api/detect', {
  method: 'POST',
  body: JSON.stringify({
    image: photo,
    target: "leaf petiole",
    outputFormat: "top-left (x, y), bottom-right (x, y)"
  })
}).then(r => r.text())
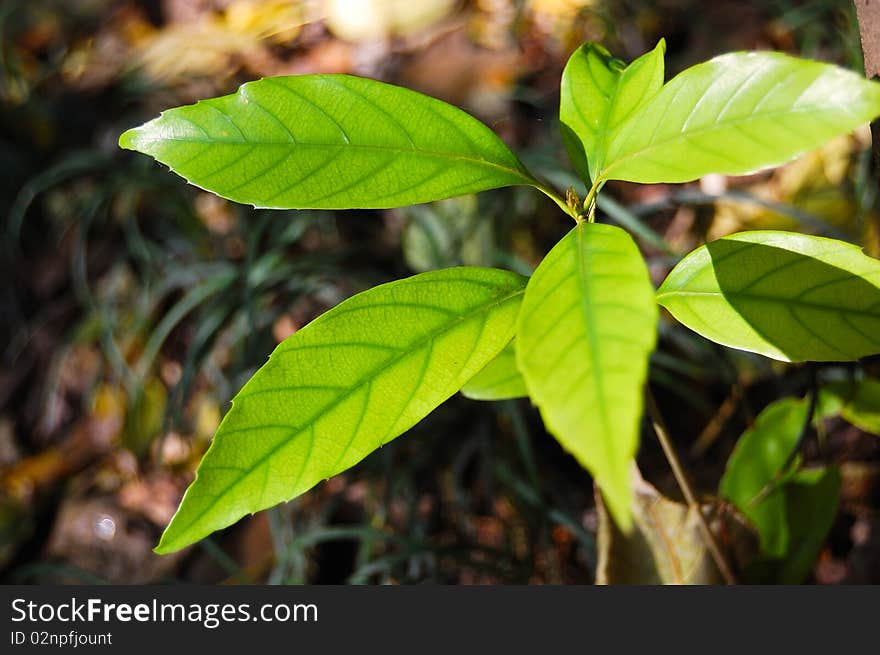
top-left (531, 178), bottom-right (581, 222)
top-left (580, 176), bottom-right (604, 223)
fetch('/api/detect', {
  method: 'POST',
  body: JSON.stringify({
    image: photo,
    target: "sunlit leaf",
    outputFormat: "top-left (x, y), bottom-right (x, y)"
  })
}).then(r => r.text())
top-left (718, 393), bottom-right (841, 580)
top-left (560, 40), bottom-right (665, 182)
top-left (461, 341), bottom-right (527, 400)
top-left (657, 231), bottom-right (880, 362)
top-left (120, 75), bottom-right (536, 210)
top-left (157, 267), bottom-right (526, 553)
top-left (601, 51), bottom-right (880, 183)
top-left (516, 222), bottom-right (657, 529)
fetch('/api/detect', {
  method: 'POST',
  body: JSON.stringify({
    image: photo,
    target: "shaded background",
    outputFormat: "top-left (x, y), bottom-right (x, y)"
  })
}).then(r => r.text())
top-left (2, 0), bottom-right (879, 584)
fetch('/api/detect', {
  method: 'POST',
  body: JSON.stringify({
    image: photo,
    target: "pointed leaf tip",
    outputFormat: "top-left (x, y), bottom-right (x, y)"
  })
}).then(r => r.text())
top-left (560, 40), bottom-right (666, 182)
top-left (657, 231), bottom-right (880, 362)
top-left (119, 123), bottom-right (162, 154)
top-left (601, 51), bottom-right (880, 184)
top-left (118, 127), bottom-right (141, 151)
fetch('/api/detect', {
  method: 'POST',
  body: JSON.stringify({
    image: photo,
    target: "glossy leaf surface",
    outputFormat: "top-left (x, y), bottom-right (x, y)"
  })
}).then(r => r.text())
top-left (772, 467), bottom-right (840, 584)
top-left (516, 222), bottom-right (657, 529)
top-left (657, 231), bottom-right (880, 362)
top-left (120, 75), bottom-right (535, 209)
top-left (157, 267), bottom-right (526, 553)
top-left (601, 52), bottom-right (880, 183)
top-left (720, 397), bottom-right (807, 557)
top-left (560, 40), bottom-right (665, 181)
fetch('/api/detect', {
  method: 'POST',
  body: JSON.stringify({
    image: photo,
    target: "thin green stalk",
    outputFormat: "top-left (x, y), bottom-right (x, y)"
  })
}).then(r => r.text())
top-left (581, 177), bottom-right (603, 223)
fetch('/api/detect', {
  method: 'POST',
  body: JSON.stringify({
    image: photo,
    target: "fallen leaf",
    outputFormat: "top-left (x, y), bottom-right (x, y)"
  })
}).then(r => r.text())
top-left (596, 466), bottom-right (756, 584)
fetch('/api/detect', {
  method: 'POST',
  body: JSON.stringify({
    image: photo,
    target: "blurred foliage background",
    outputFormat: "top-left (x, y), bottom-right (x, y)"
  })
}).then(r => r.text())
top-left (2, 0), bottom-right (880, 584)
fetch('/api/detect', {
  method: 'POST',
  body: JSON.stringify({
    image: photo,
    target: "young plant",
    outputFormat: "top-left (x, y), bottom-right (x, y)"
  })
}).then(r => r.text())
top-left (120, 40), bottom-right (880, 559)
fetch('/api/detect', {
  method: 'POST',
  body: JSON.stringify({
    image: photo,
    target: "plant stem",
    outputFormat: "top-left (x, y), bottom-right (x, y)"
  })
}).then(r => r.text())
top-left (533, 180), bottom-right (580, 222)
top-left (531, 175), bottom-right (603, 225)
top-left (645, 389), bottom-right (738, 585)
top-left (581, 177), bottom-right (603, 223)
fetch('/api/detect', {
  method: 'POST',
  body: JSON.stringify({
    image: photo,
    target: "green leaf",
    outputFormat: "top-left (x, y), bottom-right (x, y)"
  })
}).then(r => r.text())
top-left (773, 466), bottom-right (840, 584)
top-left (560, 40), bottom-right (665, 182)
top-left (721, 396), bottom-right (841, 581)
top-left (600, 51), bottom-right (880, 183)
top-left (657, 231), bottom-right (880, 362)
top-left (157, 267), bottom-right (526, 553)
top-left (516, 222), bottom-right (658, 529)
top-left (719, 397), bottom-right (807, 557)
top-left (119, 75), bottom-right (536, 210)
top-left (820, 378), bottom-right (880, 435)
top-left (461, 341), bottom-right (527, 400)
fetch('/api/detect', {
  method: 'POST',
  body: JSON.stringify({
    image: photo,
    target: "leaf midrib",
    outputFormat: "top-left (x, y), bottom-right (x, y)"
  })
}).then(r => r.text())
top-left (133, 137), bottom-right (534, 183)
top-left (601, 104), bottom-right (855, 179)
top-left (657, 288), bottom-right (880, 321)
top-left (576, 226), bottom-right (613, 459)
top-left (172, 285), bottom-right (525, 544)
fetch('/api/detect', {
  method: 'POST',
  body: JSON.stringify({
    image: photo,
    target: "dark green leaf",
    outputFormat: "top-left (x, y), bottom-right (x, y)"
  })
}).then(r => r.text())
top-left (721, 397), bottom-right (840, 581)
